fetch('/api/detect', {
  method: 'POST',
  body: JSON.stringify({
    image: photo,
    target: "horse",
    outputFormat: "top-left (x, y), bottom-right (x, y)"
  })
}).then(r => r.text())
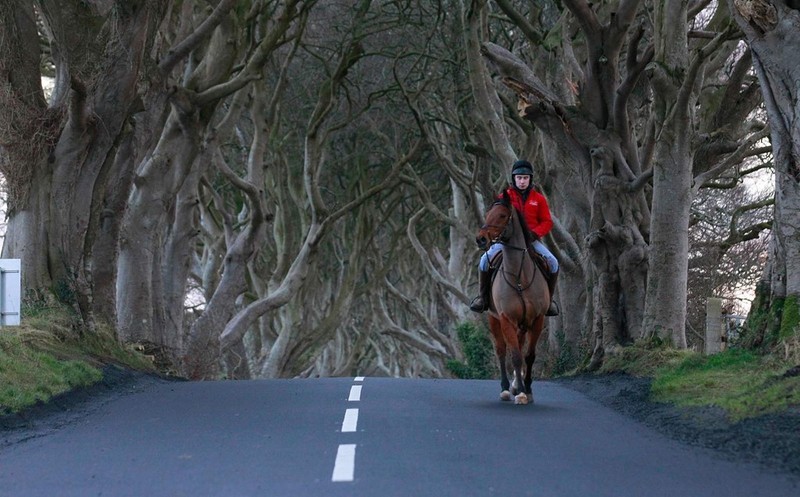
top-left (475, 191), bottom-right (550, 405)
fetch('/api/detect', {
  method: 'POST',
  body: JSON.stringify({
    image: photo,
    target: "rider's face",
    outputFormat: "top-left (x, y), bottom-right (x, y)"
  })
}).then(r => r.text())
top-left (514, 174), bottom-right (531, 190)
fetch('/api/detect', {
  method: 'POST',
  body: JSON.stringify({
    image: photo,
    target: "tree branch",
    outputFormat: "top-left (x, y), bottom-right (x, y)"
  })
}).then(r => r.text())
top-left (406, 208), bottom-right (471, 304)
top-left (493, 0), bottom-right (543, 45)
top-left (159, 0), bottom-right (239, 76)
top-left (693, 127), bottom-right (771, 195)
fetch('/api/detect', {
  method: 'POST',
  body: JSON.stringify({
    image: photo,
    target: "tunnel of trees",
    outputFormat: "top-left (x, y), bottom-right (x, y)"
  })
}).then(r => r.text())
top-left (0, 0), bottom-right (796, 379)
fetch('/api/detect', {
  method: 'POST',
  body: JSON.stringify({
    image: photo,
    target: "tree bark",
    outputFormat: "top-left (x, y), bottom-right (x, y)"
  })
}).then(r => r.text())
top-left (117, 107), bottom-right (200, 347)
top-left (641, 0), bottom-right (693, 347)
top-left (729, 0), bottom-right (800, 341)
top-left (0, 3), bottom-right (163, 323)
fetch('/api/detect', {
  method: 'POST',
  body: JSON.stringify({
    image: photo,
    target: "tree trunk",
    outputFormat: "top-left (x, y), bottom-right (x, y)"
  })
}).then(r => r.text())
top-left (729, 0), bottom-right (800, 342)
top-left (643, 131), bottom-right (692, 347)
top-left (90, 128), bottom-right (138, 328)
top-left (117, 109), bottom-right (200, 348)
top-left (0, 3), bottom-right (164, 328)
top-left (461, 0), bottom-right (517, 168)
top-left (116, 0), bottom-right (245, 352)
top-left (642, 0), bottom-right (694, 348)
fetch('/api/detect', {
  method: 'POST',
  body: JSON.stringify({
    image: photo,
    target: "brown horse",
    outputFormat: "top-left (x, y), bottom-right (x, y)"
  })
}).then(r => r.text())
top-left (475, 191), bottom-right (550, 404)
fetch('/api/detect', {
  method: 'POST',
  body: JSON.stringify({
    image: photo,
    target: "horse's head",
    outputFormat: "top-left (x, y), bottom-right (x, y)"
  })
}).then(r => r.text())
top-left (476, 193), bottom-right (512, 250)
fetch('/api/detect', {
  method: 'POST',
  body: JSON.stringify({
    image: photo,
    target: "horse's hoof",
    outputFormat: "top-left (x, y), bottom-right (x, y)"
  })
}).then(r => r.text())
top-left (514, 393), bottom-right (528, 405)
top-left (500, 390), bottom-right (512, 401)
top-left (526, 393), bottom-right (534, 404)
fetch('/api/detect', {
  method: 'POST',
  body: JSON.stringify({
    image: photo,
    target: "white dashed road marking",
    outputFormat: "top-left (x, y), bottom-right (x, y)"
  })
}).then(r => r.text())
top-left (331, 444), bottom-right (357, 482)
top-left (341, 408), bottom-right (359, 433)
top-left (333, 378), bottom-right (364, 483)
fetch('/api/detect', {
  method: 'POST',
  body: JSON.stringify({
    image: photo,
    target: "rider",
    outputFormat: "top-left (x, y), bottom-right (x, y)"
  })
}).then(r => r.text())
top-left (469, 159), bottom-right (560, 316)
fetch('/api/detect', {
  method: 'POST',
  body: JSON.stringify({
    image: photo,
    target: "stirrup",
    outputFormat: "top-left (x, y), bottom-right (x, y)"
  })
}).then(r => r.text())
top-left (469, 296), bottom-right (488, 313)
top-left (546, 300), bottom-right (560, 317)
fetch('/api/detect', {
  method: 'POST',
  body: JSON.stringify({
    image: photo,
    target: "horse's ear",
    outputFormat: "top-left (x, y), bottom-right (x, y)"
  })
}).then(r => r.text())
top-left (502, 190), bottom-right (511, 204)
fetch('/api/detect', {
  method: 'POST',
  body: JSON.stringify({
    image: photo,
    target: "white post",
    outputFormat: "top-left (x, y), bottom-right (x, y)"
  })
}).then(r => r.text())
top-left (705, 297), bottom-right (725, 355)
top-left (0, 259), bottom-right (21, 326)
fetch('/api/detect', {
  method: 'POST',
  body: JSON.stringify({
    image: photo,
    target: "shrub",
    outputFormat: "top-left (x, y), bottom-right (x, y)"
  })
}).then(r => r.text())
top-left (447, 321), bottom-right (498, 379)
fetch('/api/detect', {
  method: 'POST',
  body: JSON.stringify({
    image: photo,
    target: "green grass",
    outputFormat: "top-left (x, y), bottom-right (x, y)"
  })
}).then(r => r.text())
top-left (0, 334), bottom-right (102, 413)
top-left (0, 304), bottom-right (155, 415)
top-left (650, 349), bottom-right (800, 421)
top-left (592, 340), bottom-right (800, 421)
top-left (598, 339), bottom-right (694, 377)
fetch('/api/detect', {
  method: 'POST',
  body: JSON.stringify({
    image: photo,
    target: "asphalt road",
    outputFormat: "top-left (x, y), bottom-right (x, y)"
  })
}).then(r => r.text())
top-left (1, 377), bottom-right (797, 496)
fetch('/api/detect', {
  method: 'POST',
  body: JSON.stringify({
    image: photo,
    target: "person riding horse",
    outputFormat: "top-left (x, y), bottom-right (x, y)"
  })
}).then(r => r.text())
top-left (470, 159), bottom-right (560, 316)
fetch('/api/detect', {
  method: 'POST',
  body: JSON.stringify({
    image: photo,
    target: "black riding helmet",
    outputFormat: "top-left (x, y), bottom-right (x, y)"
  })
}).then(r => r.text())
top-left (511, 159), bottom-right (534, 178)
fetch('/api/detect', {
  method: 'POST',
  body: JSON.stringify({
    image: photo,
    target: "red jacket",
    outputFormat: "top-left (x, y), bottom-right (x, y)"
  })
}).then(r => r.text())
top-left (504, 187), bottom-right (553, 239)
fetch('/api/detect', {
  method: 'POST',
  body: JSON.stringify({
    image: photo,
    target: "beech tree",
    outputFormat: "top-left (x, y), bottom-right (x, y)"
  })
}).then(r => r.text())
top-left (0, 0), bottom-right (784, 378)
top-left (729, 0), bottom-right (800, 347)
top-left (1, 1), bottom-right (438, 378)
top-left (0, 0), bottom-right (170, 325)
top-left (472, 0), bottom-right (768, 365)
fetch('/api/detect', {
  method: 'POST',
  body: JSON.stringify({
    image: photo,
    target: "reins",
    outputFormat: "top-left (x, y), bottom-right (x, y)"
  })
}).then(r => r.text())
top-left (487, 204), bottom-right (539, 324)
top-left (500, 245), bottom-right (537, 325)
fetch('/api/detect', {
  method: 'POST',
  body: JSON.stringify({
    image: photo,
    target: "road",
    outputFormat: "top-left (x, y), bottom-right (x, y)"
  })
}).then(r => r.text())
top-left (0, 377), bottom-right (797, 496)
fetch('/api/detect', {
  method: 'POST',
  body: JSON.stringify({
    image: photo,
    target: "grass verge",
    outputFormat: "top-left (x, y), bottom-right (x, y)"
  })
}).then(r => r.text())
top-left (0, 304), bottom-right (155, 415)
top-left (650, 349), bottom-right (800, 421)
top-left (598, 341), bottom-right (800, 421)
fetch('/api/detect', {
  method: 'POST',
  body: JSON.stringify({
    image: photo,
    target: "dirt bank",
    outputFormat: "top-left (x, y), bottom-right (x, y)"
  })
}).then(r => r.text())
top-left (555, 373), bottom-right (800, 477)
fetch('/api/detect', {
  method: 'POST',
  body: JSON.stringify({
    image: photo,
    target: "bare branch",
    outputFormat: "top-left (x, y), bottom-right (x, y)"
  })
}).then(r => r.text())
top-left (406, 208), bottom-right (471, 304)
top-left (693, 127), bottom-right (771, 194)
top-left (561, 0), bottom-right (602, 44)
top-left (196, 0), bottom-right (308, 106)
top-left (493, 0), bottom-right (543, 45)
top-left (159, 0), bottom-right (239, 76)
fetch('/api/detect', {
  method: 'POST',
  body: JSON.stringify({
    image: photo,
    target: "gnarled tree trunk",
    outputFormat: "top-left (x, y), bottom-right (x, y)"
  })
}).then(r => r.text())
top-left (730, 0), bottom-right (800, 344)
top-left (0, 2), bottom-right (165, 331)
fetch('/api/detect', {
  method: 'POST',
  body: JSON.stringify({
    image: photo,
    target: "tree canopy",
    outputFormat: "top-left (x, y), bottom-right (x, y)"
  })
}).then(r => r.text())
top-left (0, 0), bottom-right (793, 379)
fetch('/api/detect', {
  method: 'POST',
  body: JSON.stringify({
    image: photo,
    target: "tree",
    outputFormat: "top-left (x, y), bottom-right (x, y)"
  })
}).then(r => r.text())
top-left (0, 0), bottom-right (784, 378)
top-left (729, 0), bottom-right (800, 347)
top-left (0, 0), bottom-right (171, 327)
top-left (687, 178), bottom-right (773, 344)
top-left (475, 0), bottom-right (767, 366)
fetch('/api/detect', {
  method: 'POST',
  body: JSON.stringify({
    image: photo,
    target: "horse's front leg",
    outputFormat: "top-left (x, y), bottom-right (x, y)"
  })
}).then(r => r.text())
top-left (501, 321), bottom-right (526, 405)
top-left (523, 351), bottom-right (534, 398)
top-left (511, 351), bottom-right (527, 405)
top-left (522, 341), bottom-right (535, 404)
top-left (498, 355), bottom-right (513, 401)
top-left (522, 317), bottom-right (545, 404)
top-left (489, 317), bottom-right (512, 401)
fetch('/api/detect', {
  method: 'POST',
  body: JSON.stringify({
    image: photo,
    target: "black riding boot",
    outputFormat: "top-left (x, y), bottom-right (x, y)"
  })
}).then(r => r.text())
top-left (546, 269), bottom-right (560, 316)
top-left (469, 270), bottom-right (492, 313)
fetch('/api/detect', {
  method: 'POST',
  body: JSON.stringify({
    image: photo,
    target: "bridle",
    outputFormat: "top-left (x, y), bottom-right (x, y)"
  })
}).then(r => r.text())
top-left (481, 201), bottom-right (513, 245)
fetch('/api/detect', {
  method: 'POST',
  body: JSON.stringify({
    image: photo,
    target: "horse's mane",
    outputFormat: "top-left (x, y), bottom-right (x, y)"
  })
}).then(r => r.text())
top-left (517, 209), bottom-right (535, 247)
